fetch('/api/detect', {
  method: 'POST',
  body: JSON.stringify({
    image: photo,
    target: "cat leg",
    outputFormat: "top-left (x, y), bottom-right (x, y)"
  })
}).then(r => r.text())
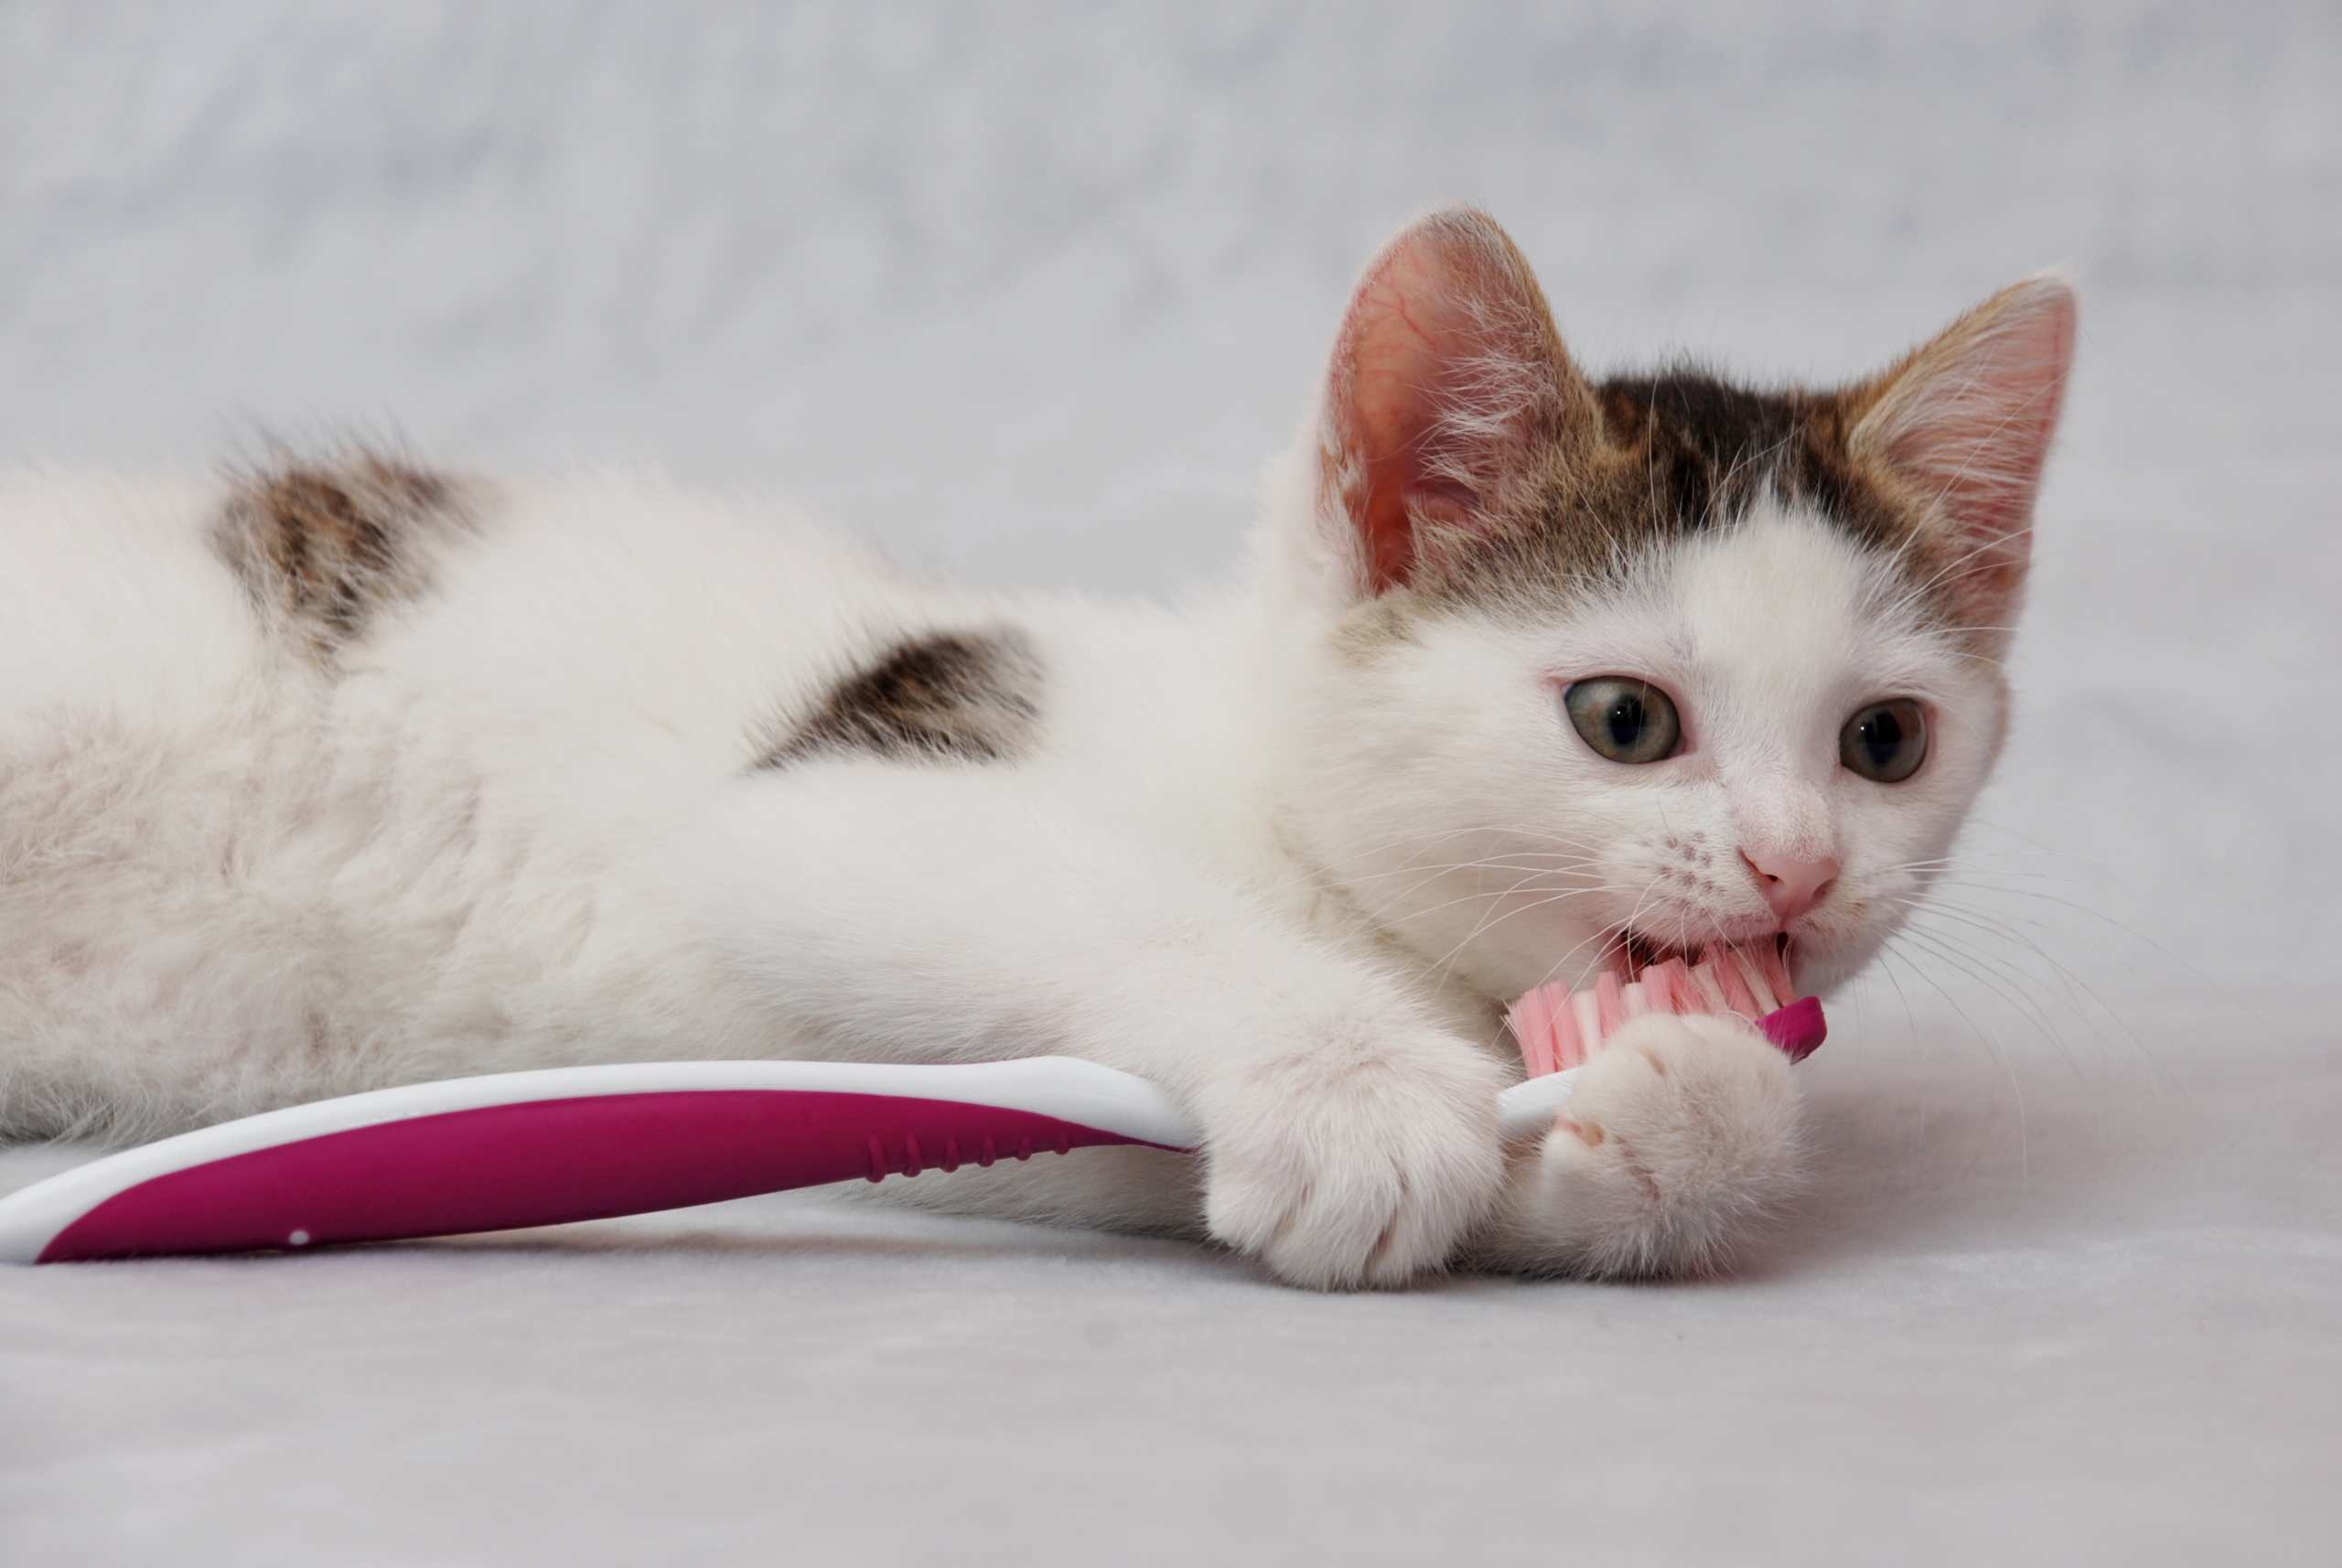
top-left (682, 764), bottom-right (1509, 1289)
top-left (1466, 1011), bottom-right (1804, 1277)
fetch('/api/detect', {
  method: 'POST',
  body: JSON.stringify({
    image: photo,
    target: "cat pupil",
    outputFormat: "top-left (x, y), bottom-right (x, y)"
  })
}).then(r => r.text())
top-left (1563, 678), bottom-right (1681, 764)
top-left (1839, 699), bottom-right (1928, 782)
top-left (1860, 710), bottom-right (1899, 762)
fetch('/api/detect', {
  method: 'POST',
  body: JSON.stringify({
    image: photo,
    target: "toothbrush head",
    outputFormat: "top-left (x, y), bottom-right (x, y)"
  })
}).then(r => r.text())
top-left (1505, 941), bottom-right (1826, 1078)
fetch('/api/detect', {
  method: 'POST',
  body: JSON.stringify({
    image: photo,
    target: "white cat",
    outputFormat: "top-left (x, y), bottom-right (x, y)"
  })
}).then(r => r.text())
top-left (0, 209), bottom-right (2074, 1288)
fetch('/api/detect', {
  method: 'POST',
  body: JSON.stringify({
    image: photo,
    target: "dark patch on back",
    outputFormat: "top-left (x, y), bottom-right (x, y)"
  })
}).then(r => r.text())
top-left (758, 630), bottom-right (1043, 768)
top-left (214, 450), bottom-right (476, 662)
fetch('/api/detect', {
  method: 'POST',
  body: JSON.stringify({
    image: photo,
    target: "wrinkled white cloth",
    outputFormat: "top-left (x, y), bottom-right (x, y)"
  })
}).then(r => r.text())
top-left (5, 1003), bottom-right (2337, 1565)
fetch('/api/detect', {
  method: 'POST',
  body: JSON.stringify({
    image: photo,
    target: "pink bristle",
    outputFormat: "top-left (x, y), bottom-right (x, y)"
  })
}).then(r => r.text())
top-left (1505, 988), bottom-right (1559, 1078)
top-left (1637, 968), bottom-right (1671, 1013)
top-left (1644, 957), bottom-right (1700, 1015)
top-left (1757, 941), bottom-right (1797, 1005)
top-left (1504, 951), bottom-right (1829, 1077)
top-left (1675, 961), bottom-right (1713, 1014)
top-left (1572, 989), bottom-right (1604, 1057)
top-left (1550, 989), bottom-right (1586, 1069)
top-left (1594, 972), bottom-right (1626, 1047)
top-left (1662, 959), bottom-right (1700, 1014)
top-left (1706, 951), bottom-right (1762, 1018)
top-left (1689, 957), bottom-right (1734, 1014)
top-left (1729, 946), bottom-right (1779, 1014)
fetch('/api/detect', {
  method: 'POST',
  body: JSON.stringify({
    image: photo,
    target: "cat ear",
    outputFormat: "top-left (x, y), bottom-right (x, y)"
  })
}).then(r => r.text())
top-left (1848, 274), bottom-right (2078, 634)
top-left (1318, 209), bottom-right (1596, 596)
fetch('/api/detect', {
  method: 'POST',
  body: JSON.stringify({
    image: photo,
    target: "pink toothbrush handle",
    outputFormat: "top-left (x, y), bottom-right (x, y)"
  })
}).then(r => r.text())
top-left (35, 1093), bottom-right (1136, 1262)
top-left (0, 1058), bottom-right (1203, 1264)
top-left (0, 1028), bottom-right (1805, 1265)
top-left (1757, 995), bottom-right (1827, 1062)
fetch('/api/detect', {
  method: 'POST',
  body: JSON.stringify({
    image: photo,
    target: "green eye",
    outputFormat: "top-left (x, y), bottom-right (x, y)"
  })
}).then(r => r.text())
top-left (1841, 699), bottom-right (1928, 781)
top-left (1563, 678), bottom-right (1681, 765)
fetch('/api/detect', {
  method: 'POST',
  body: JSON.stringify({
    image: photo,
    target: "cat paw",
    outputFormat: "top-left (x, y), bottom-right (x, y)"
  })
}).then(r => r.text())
top-left (1198, 1026), bottom-right (1508, 1290)
top-left (1475, 1010), bottom-right (1802, 1277)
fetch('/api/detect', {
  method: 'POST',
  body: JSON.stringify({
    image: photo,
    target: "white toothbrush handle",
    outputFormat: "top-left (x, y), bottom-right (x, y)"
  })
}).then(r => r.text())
top-left (1496, 1067), bottom-right (1584, 1142)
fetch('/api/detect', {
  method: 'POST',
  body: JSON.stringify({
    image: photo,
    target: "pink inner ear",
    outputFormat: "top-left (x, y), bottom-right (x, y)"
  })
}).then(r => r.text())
top-left (1323, 210), bottom-right (1574, 595)
top-left (1338, 252), bottom-right (1484, 592)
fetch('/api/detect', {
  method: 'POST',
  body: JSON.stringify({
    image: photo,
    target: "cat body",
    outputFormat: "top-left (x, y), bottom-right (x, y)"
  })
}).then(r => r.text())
top-left (0, 211), bottom-right (2075, 1286)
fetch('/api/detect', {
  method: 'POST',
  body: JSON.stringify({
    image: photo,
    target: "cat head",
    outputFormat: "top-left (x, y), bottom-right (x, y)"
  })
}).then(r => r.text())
top-left (1264, 208), bottom-right (2075, 1004)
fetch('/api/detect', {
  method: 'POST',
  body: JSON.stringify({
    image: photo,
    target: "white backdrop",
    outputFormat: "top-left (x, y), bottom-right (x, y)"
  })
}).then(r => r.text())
top-left (2, 5), bottom-right (2337, 1563)
top-left (2, 0), bottom-right (2332, 988)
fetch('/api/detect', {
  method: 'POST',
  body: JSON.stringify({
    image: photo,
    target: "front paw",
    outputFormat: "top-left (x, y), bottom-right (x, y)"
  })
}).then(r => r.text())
top-left (1478, 1011), bottom-right (1802, 1277)
top-left (1198, 1027), bottom-right (1509, 1290)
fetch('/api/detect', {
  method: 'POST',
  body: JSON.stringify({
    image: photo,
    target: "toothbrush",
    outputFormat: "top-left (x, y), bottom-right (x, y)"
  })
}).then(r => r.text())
top-left (0, 944), bottom-right (1821, 1264)
top-left (1506, 941), bottom-right (1826, 1079)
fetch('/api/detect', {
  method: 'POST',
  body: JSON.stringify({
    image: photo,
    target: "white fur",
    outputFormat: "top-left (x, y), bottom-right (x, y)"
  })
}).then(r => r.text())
top-left (0, 446), bottom-right (2004, 1286)
top-left (1272, 498), bottom-right (2004, 1006)
top-left (0, 209), bottom-right (2053, 1287)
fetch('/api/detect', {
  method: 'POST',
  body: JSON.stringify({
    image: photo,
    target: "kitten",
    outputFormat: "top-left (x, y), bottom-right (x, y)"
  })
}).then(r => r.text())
top-left (0, 209), bottom-right (2073, 1287)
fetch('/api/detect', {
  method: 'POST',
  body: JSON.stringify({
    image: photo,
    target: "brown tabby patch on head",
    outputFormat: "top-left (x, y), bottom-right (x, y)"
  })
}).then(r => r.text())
top-left (1420, 370), bottom-right (1936, 621)
top-left (758, 629), bottom-right (1043, 768)
top-left (214, 450), bottom-right (477, 663)
top-left (1323, 211), bottom-right (2067, 667)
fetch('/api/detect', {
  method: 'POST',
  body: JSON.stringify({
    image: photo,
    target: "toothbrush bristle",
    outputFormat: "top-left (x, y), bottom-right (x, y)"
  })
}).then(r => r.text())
top-left (1709, 952), bottom-right (1761, 1016)
top-left (1646, 957), bottom-right (1698, 1015)
top-left (1505, 941), bottom-right (1826, 1079)
top-left (1729, 947), bottom-right (1778, 1014)
top-left (1504, 988), bottom-right (1557, 1079)
top-left (1570, 989), bottom-right (1603, 1063)
top-left (1689, 960), bottom-right (1733, 1015)
top-left (1549, 988), bottom-right (1585, 1069)
top-left (1593, 972), bottom-right (1626, 1038)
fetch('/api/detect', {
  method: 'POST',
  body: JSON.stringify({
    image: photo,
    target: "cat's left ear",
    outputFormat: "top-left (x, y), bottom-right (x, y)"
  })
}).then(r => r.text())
top-left (1318, 208), bottom-right (1599, 596)
top-left (1847, 274), bottom-right (2079, 638)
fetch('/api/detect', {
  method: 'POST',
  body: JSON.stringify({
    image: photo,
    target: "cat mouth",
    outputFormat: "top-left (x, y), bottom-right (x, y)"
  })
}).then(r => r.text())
top-left (1609, 929), bottom-right (1799, 990)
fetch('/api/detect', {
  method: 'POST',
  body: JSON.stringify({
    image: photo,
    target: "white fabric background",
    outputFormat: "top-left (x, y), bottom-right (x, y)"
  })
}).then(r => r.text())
top-left (1, 4), bottom-right (2336, 1563)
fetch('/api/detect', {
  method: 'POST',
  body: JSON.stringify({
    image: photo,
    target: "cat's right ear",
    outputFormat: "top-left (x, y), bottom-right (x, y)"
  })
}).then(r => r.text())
top-left (1317, 209), bottom-right (1596, 596)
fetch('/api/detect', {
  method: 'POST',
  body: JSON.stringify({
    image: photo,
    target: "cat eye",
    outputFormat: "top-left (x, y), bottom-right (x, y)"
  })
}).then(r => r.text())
top-left (1840, 699), bottom-right (1928, 782)
top-left (1563, 678), bottom-right (1681, 765)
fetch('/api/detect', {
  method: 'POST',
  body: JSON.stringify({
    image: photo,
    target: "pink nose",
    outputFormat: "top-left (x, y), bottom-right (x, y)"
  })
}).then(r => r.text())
top-left (1741, 849), bottom-right (1839, 925)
